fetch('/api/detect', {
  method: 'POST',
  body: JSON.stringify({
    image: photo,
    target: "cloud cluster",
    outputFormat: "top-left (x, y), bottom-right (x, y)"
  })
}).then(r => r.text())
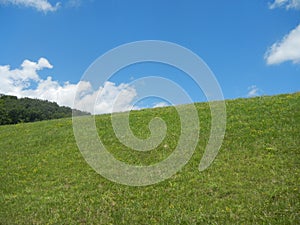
top-left (0, 0), bottom-right (61, 12)
top-left (269, 0), bottom-right (300, 9)
top-left (74, 81), bottom-right (138, 114)
top-left (0, 58), bottom-right (138, 114)
top-left (265, 24), bottom-right (300, 65)
top-left (0, 57), bottom-right (53, 94)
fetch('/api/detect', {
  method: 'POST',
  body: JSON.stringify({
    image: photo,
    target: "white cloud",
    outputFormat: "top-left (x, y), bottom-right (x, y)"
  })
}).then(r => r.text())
top-left (0, 57), bottom-right (52, 94)
top-left (0, 58), bottom-right (138, 114)
top-left (0, 0), bottom-right (61, 12)
top-left (247, 85), bottom-right (262, 97)
top-left (75, 81), bottom-right (137, 114)
top-left (153, 102), bottom-right (169, 108)
top-left (269, 0), bottom-right (300, 9)
top-left (265, 24), bottom-right (300, 65)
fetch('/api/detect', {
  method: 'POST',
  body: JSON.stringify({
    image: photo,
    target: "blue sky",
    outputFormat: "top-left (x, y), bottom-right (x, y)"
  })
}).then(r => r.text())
top-left (0, 0), bottom-right (299, 113)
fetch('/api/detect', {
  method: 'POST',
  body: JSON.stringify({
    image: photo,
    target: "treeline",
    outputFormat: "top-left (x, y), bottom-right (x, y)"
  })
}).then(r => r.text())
top-left (0, 94), bottom-right (90, 125)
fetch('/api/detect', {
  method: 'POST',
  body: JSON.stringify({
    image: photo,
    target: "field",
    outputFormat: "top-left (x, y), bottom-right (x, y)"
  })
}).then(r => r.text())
top-left (0, 93), bottom-right (299, 224)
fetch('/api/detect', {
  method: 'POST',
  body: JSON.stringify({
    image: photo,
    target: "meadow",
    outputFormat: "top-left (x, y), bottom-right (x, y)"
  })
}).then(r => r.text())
top-left (0, 93), bottom-right (299, 224)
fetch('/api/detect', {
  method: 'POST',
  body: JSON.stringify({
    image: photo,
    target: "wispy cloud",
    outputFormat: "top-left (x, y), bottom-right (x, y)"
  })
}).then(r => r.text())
top-left (0, 58), bottom-right (137, 114)
top-left (265, 24), bottom-right (300, 65)
top-left (269, 0), bottom-right (300, 9)
top-left (0, 0), bottom-right (61, 12)
top-left (66, 0), bottom-right (82, 8)
top-left (247, 85), bottom-right (262, 97)
top-left (0, 0), bottom-right (89, 11)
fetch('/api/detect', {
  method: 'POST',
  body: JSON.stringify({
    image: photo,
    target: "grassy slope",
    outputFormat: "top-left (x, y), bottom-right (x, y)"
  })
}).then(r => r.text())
top-left (0, 93), bottom-right (299, 224)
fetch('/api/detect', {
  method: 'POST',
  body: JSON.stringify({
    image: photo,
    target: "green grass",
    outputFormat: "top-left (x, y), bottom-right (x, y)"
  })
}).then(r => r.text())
top-left (0, 93), bottom-right (299, 224)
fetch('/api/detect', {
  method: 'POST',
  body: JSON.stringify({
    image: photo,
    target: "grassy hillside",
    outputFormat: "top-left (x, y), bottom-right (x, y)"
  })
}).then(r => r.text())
top-left (0, 93), bottom-right (299, 224)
